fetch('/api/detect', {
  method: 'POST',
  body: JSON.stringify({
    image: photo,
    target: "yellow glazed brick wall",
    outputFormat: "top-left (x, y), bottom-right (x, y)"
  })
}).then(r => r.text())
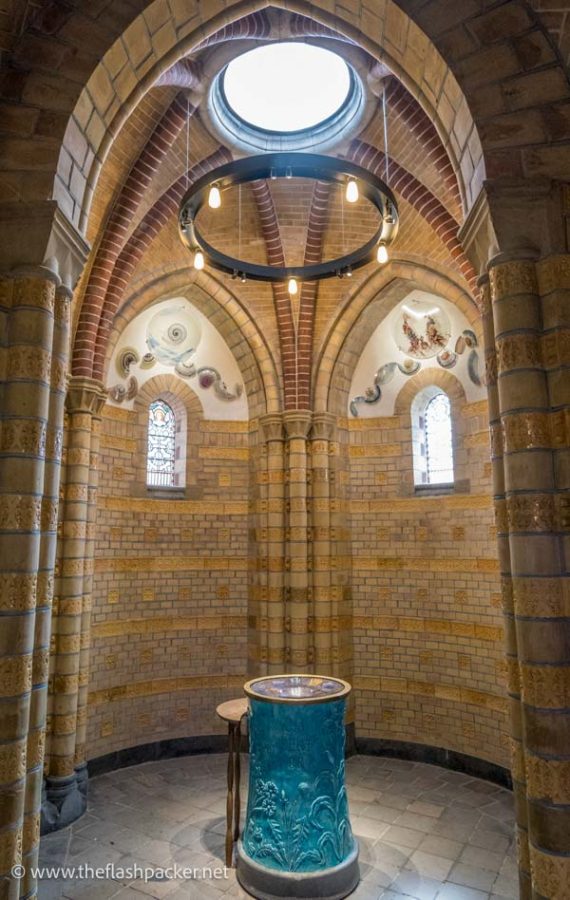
top-left (87, 402), bottom-right (249, 759)
top-left (348, 397), bottom-right (509, 768)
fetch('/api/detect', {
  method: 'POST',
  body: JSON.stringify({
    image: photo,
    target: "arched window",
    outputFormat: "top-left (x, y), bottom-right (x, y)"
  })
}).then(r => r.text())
top-left (411, 387), bottom-right (454, 487)
top-left (146, 399), bottom-right (176, 487)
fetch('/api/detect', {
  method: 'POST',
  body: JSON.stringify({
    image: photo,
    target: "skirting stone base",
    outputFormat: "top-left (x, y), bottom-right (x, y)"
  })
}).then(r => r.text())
top-left (41, 771), bottom-right (87, 835)
top-left (236, 841), bottom-right (359, 900)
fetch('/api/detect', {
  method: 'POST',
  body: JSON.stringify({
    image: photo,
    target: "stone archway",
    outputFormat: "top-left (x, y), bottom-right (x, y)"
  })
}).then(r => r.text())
top-left (0, 2), bottom-right (568, 897)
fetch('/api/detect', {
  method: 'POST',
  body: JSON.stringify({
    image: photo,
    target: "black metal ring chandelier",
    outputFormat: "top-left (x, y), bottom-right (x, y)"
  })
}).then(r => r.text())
top-left (178, 153), bottom-right (398, 294)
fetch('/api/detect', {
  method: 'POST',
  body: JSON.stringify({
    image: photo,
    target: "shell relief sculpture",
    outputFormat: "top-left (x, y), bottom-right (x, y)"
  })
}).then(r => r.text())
top-left (108, 302), bottom-right (244, 405)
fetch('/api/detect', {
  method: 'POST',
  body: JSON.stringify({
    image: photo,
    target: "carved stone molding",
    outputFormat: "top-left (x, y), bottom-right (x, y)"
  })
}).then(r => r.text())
top-left (0, 202), bottom-right (90, 289)
top-left (259, 413), bottom-right (284, 443)
top-left (66, 377), bottom-right (107, 417)
top-left (489, 259), bottom-right (538, 304)
top-left (311, 412), bottom-right (337, 442)
top-left (530, 843), bottom-right (570, 899)
top-left (283, 410), bottom-right (312, 440)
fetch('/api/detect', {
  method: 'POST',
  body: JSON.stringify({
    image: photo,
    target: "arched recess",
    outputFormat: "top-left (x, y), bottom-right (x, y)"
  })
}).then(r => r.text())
top-left (133, 374), bottom-right (203, 490)
top-left (105, 267), bottom-right (281, 419)
top-left (393, 368), bottom-right (470, 489)
top-left (314, 258), bottom-right (479, 414)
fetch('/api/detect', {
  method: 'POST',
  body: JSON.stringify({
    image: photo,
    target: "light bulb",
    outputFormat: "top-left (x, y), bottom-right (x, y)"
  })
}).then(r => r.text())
top-left (288, 277), bottom-right (298, 295)
top-left (208, 185), bottom-right (221, 209)
top-left (194, 250), bottom-right (205, 270)
top-left (377, 243), bottom-right (389, 265)
top-left (346, 179), bottom-right (359, 203)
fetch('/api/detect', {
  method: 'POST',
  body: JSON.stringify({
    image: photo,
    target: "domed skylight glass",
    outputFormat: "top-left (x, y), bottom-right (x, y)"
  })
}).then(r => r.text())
top-left (222, 43), bottom-right (351, 133)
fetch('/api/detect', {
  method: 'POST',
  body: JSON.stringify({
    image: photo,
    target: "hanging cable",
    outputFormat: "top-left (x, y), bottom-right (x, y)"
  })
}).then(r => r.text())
top-left (382, 84), bottom-right (389, 186)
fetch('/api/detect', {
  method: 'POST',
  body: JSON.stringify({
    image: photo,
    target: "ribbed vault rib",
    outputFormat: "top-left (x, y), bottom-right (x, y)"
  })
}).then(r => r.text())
top-left (92, 147), bottom-right (233, 380)
top-left (349, 140), bottom-right (477, 294)
top-left (297, 181), bottom-right (333, 410)
top-left (250, 179), bottom-right (296, 410)
top-left (74, 95), bottom-right (193, 377)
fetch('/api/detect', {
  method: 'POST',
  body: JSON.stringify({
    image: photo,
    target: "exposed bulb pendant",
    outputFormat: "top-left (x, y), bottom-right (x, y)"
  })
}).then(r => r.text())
top-left (194, 250), bottom-right (205, 270)
top-left (208, 184), bottom-right (221, 209)
top-left (377, 243), bottom-right (389, 265)
top-left (346, 178), bottom-right (359, 203)
top-left (288, 277), bottom-right (298, 295)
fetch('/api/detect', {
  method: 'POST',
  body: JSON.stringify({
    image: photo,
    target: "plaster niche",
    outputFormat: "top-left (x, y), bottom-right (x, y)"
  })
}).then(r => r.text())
top-left (107, 297), bottom-right (248, 420)
top-left (349, 290), bottom-right (485, 417)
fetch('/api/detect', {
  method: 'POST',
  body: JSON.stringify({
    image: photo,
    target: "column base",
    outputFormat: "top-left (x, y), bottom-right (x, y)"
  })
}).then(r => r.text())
top-left (41, 770), bottom-right (88, 834)
top-left (236, 841), bottom-right (359, 900)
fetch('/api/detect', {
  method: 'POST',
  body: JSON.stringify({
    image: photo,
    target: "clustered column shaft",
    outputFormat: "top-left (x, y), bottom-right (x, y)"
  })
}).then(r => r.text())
top-left (487, 255), bottom-right (569, 900)
top-left (0, 269), bottom-right (68, 900)
top-left (43, 377), bottom-right (106, 832)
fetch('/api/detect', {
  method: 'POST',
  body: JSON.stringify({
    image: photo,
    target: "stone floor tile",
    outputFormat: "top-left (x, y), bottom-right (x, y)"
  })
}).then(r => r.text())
top-left (362, 803), bottom-right (402, 824)
top-left (389, 868), bottom-right (442, 899)
top-left (394, 812), bottom-right (439, 834)
top-left (417, 835), bottom-right (464, 861)
top-left (430, 823), bottom-right (474, 844)
top-left (405, 849), bottom-right (453, 881)
top-left (436, 884), bottom-right (490, 900)
top-left (376, 794), bottom-right (410, 811)
top-left (490, 873), bottom-right (519, 898)
top-left (448, 863), bottom-right (496, 892)
top-left (459, 845), bottom-right (506, 873)
top-left (352, 816), bottom-right (391, 841)
top-left (406, 802), bottom-right (444, 818)
top-left (37, 756), bottom-right (516, 900)
top-left (467, 831), bottom-right (510, 854)
top-left (382, 826), bottom-right (425, 850)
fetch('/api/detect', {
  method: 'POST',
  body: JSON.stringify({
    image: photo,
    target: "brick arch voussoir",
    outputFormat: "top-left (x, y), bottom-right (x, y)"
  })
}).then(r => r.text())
top-left (315, 258), bottom-right (479, 415)
top-left (85, 146), bottom-right (233, 382)
top-left (74, 94), bottom-right (194, 378)
top-left (393, 368), bottom-right (468, 420)
top-left (349, 139), bottom-right (478, 295)
top-left (297, 180), bottom-right (333, 410)
top-left (250, 179), bottom-right (296, 410)
top-left (106, 267), bottom-right (280, 419)
top-left (135, 373), bottom-right (204, 420)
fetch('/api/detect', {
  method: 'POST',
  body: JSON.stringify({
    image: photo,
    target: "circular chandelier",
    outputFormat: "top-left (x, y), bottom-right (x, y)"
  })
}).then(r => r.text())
top-left (178, 153), bottom-right (399, 295)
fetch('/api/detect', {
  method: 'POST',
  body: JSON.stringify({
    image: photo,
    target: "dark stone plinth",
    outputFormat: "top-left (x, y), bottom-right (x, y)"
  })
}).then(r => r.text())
top-left (41, 771), bottom-right (87, 835)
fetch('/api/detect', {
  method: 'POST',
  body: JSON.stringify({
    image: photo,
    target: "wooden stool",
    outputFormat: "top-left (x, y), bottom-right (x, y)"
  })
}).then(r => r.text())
top-left (216, 698), bottom-right (248, 867)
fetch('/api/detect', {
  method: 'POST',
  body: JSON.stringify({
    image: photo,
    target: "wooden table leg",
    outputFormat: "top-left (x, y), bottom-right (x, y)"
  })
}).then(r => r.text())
top-left (225, 722), bottom-right (235, 867)
top-left (233, 718), bottom-right (241, 846)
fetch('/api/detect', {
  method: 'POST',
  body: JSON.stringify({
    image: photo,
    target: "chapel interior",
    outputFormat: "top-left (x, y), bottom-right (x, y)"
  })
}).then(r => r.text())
top-left (0, 1), bottom-right (569, 899)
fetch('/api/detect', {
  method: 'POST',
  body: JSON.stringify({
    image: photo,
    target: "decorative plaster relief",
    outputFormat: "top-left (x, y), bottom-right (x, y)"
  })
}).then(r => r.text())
top-left (349, 290), bottom-right (484, 417)
top-left (107, 297), bottom-right (247, 419)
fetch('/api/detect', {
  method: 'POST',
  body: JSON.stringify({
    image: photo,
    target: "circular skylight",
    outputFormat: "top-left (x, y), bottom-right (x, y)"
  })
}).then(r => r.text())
top-left (222, 43), bottom-right (351, 133)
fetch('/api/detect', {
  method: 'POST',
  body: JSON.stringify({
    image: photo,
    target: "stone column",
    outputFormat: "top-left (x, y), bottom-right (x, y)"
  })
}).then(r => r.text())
top-left (283, 412), bottom-right (312, 671)
top-left (0, 269), bottom-right (60, 900)
top-left (248, 416), bottom-right (286, 674)
top-left (481, 272), bottom-right (531, 896)
top-left (309, 413), bottom-right (336, 671)
top-left (43, 377), bottom-right (106, 833)
top-left (489, 254), bottom-right (569, 900)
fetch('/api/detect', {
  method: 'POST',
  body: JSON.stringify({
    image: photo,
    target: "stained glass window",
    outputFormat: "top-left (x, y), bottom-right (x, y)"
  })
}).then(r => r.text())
top-left (147, 400), bottom-right (176, 487)
top-left (425, 392), bottom-right (454, 484)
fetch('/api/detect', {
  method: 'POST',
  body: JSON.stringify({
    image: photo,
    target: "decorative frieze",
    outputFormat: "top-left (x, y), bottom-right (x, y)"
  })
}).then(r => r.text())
top-left (489, 260), bottom-right (538, 302)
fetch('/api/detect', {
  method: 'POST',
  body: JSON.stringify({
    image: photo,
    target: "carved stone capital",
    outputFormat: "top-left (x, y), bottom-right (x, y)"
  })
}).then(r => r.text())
top-left (259, 413), bottom-right (284, 443)
top-left (0, 202), bottom-right (90, 289)
top-left (66, 377), bottom-right (107, 416)
top-left (283, 410), bottom-right (312, 440)
top-left (310, 412), bottom-right (337, 442)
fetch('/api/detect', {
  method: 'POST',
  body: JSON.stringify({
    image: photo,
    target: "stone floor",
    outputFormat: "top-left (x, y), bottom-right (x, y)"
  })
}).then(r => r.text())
top-left (37, 754), bottom-right (519, 900)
